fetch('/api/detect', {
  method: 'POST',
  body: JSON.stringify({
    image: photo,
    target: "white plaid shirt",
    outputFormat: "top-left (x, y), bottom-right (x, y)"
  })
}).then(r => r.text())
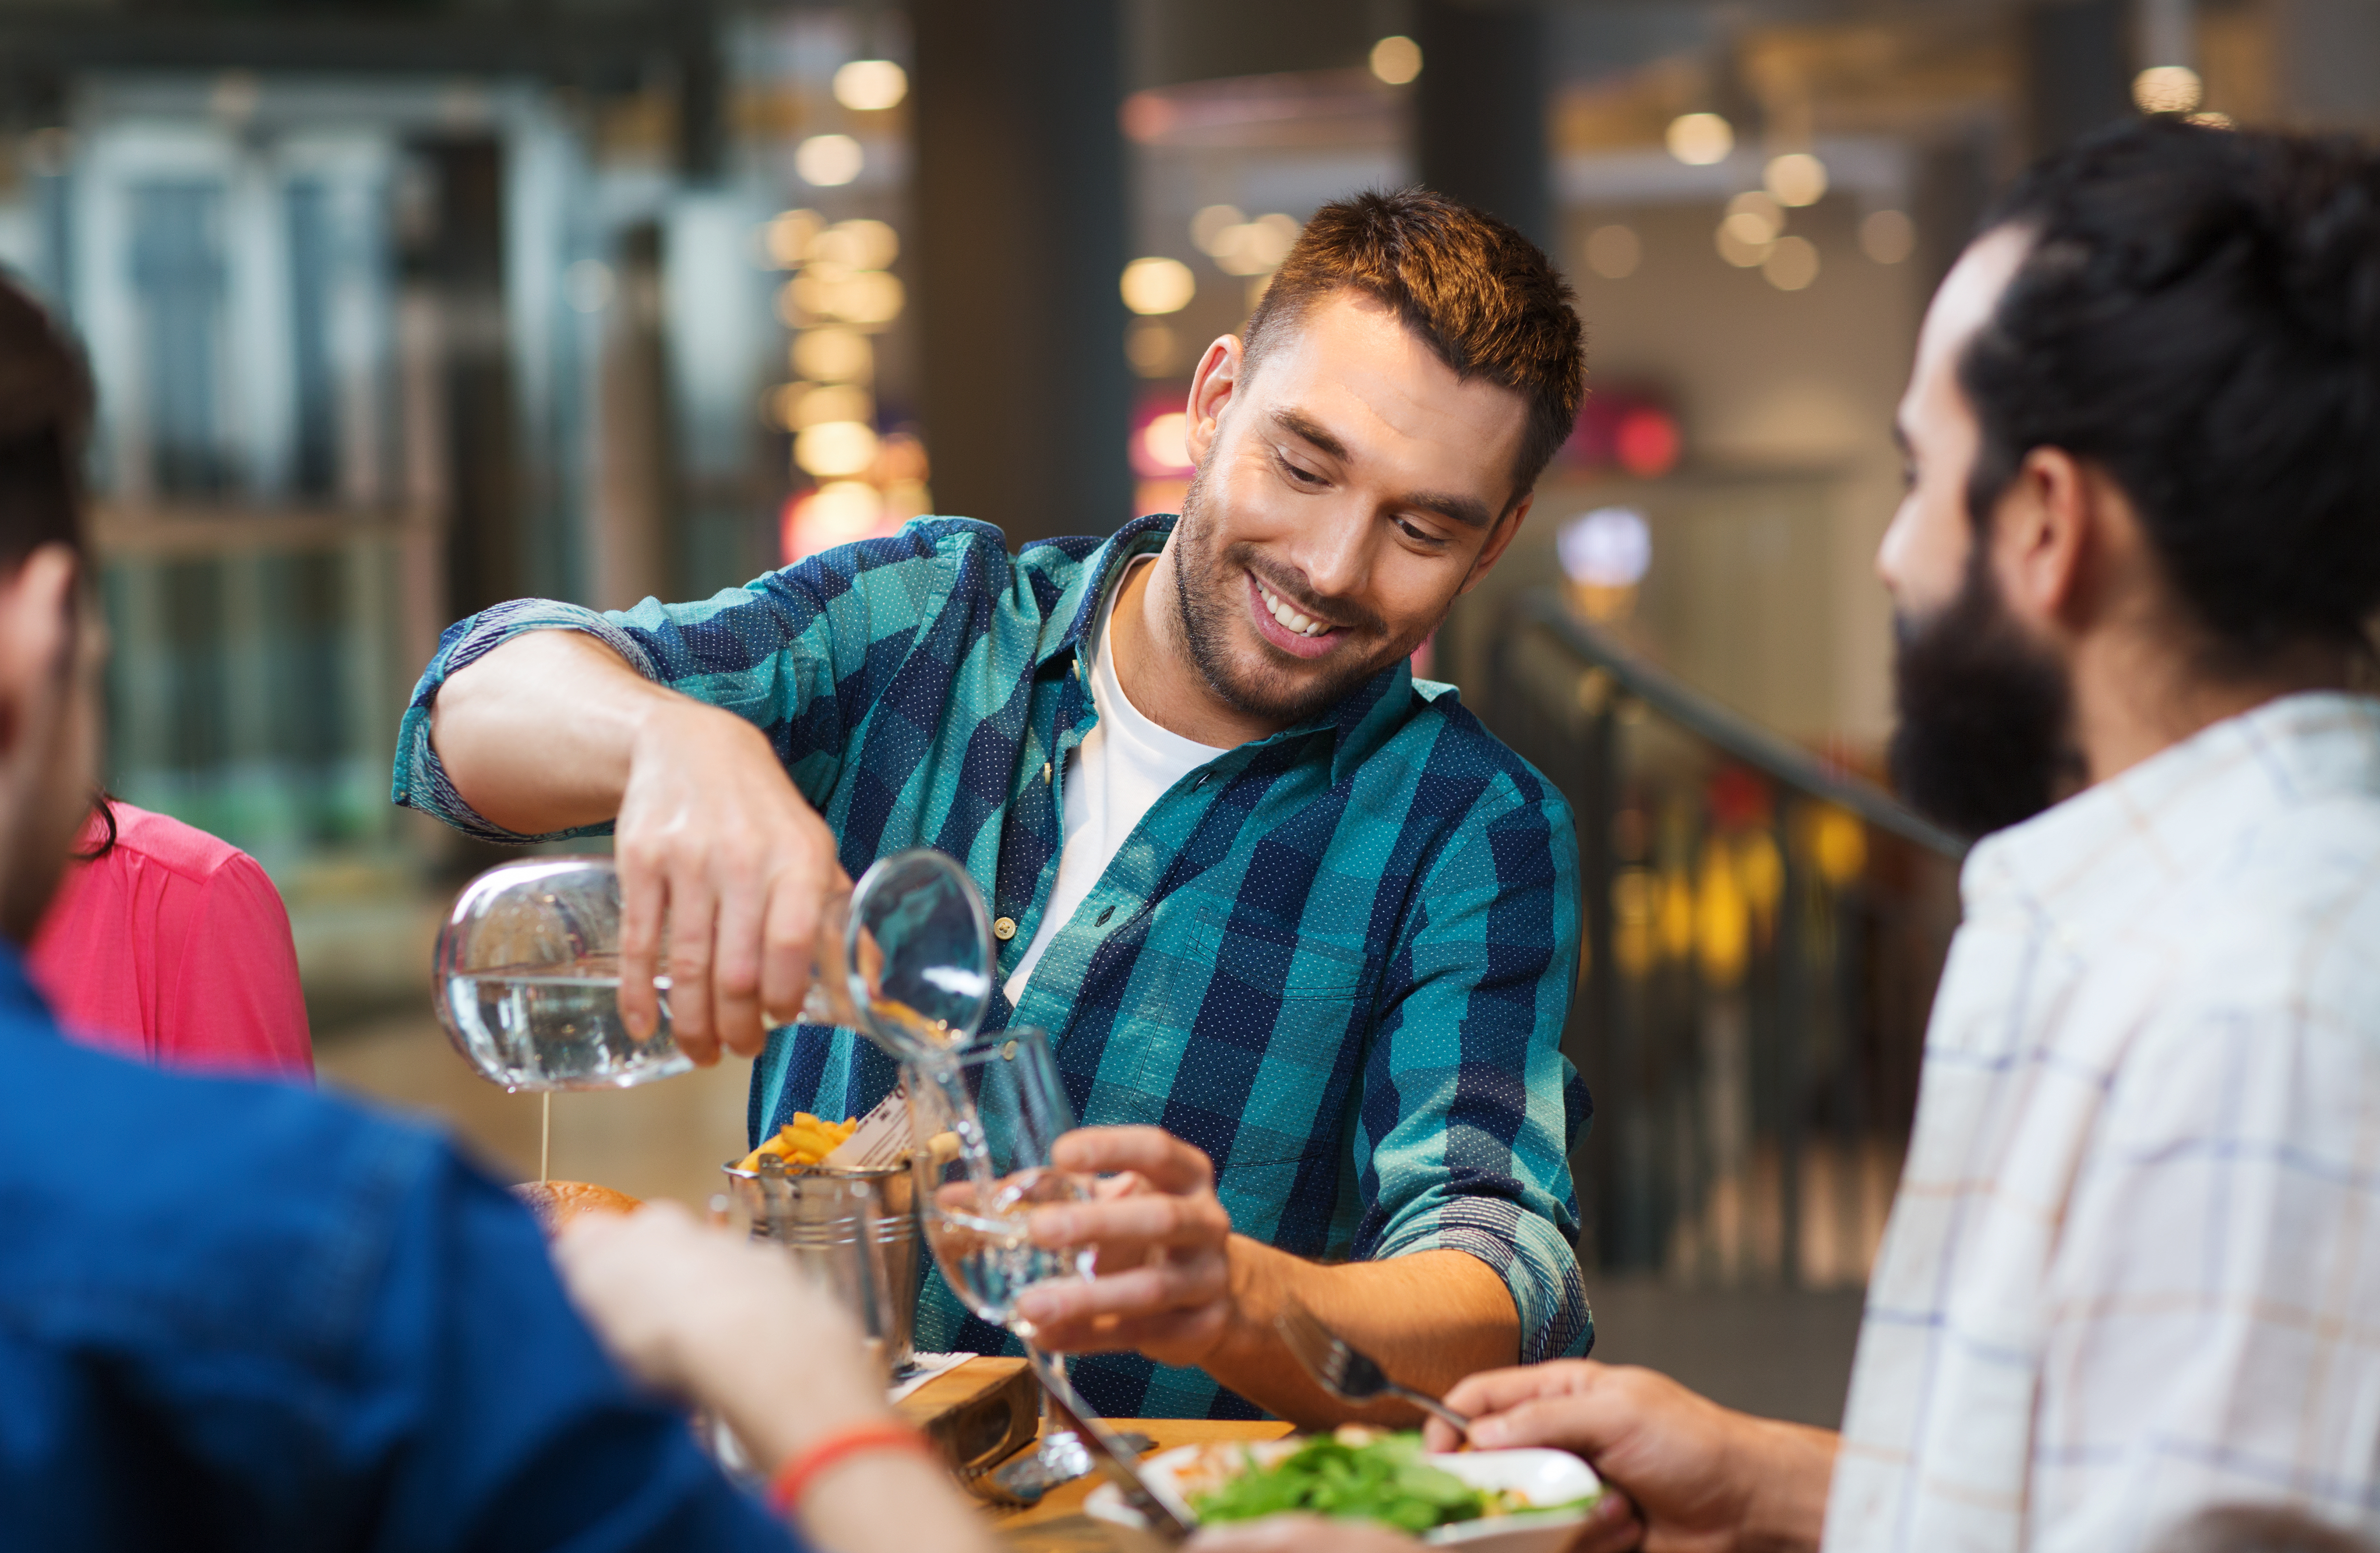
top-left (1827, 693), bottom-right (2380, 1553)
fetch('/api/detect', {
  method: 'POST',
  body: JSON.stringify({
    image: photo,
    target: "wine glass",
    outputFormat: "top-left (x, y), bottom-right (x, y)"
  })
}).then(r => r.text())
top-left (906, 1027), bottom-right (1104, 1498)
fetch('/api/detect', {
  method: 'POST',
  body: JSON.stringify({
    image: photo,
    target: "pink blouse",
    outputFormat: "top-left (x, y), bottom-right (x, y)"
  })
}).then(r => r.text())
top-left (27, 802), bottom-right (313, 1079)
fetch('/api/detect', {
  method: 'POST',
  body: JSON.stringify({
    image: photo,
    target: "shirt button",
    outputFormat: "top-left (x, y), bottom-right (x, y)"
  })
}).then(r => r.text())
top-left (1096, 905), bottom-right (1115, 926)
top-left (993, 916), bottom-right (1018, 941)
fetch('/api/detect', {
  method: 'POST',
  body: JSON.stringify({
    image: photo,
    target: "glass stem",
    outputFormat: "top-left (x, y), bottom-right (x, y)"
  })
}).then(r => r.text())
top-left (1027, 1342), bottom-right (1069, 1446)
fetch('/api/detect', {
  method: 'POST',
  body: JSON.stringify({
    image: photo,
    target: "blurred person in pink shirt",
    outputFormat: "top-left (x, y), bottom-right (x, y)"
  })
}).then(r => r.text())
top-left (27, 794), bottom-right (312, 1078)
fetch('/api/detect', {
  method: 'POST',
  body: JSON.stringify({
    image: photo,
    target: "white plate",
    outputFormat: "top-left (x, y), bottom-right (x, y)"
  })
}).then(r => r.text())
top-left (1083, 1440), bottom-right (1602, 1553)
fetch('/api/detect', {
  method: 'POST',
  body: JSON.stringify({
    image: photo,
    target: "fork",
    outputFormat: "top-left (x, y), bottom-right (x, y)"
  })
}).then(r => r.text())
top-left (1276, 1302), bottom-right (1473, 1439)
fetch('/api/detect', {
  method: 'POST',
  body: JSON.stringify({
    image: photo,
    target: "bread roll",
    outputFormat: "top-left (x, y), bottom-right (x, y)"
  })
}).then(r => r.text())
top-left (513, 1179), bottom-right (644, 1236)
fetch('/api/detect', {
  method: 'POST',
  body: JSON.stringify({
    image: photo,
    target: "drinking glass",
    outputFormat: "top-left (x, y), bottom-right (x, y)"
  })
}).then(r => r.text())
top-left (435, 846), bottom-right (995, 1090)
top-left (907, 1027), bottom-right (1100, 1497)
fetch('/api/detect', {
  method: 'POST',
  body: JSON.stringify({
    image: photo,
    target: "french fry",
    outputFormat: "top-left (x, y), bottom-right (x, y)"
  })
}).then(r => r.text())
top-left (733, 1111), bottom-right (864, 1173)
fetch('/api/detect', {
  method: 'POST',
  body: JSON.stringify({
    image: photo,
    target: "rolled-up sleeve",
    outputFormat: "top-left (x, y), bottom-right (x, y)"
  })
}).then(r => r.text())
top-left (1353, 770), bottom-right (1592, 1363)
top-left (393, 599), bottom-right (662, 843)
top-left (392, 522), bottom-right (977, 844)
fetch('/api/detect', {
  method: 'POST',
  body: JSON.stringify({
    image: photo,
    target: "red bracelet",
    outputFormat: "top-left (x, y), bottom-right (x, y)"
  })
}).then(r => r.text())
top-left (763, 1421), bottom-right (935, 1516)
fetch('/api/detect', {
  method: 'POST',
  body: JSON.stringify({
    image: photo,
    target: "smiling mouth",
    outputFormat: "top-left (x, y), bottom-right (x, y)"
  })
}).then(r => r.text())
top-left (1253, 575), bottom-right (1336, 638)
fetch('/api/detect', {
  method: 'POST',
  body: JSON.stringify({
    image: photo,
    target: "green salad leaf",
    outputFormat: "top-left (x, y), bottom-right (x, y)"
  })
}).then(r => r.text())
top-left (1190, 1431), bottom-right (1511, 1533)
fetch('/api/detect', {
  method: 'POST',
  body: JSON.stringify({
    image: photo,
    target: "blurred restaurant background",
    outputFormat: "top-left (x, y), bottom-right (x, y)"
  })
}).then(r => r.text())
top-left (7, 0), bottom-right (2376, 1423)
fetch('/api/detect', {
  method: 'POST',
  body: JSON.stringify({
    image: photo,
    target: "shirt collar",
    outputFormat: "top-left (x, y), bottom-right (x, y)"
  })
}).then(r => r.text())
top-left (1036, 513), bottom-right (1424, 782)
top-left (1959, 690), bottom-right (2380, 933)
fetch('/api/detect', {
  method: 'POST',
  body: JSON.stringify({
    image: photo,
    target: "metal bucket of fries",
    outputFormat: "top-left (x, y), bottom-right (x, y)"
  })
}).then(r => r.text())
top-left (723, 1156), bottom-right (920, 1376)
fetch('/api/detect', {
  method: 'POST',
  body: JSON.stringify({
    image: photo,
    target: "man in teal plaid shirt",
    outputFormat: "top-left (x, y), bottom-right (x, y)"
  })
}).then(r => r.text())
top-left (399, 190), bottom-right (1592, 1422)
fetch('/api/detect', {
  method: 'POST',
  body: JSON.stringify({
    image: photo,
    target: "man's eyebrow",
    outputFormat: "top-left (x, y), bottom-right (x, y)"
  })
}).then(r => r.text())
top-left (1270, 408), bottom-right (1349, 463)
top-left (1404, 491), bottom-right (1494, 531)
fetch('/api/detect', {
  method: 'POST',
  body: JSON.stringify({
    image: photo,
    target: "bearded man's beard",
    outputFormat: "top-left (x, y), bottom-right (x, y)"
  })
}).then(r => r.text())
top-left (1168, 470), bottom-right (1422, 726)
top-left (1887, 550), bottom-right (2078, 840)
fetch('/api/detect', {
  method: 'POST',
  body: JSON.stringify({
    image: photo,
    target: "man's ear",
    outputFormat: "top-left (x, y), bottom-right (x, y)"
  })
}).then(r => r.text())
top-left (1184, 335), bottom-right (1244, 467)
top-left (1988, 447), bottom-right (2093, 636)
top-left (0, 546), bottom-right (77, 761)
top-left (1457, 491), bottom-right (1534, 597)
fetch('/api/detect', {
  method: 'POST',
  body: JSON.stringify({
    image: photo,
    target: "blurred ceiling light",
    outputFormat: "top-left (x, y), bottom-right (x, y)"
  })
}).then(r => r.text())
top-left (761, 208), bottom-right (823, 269)
top-left (834, 59), bottom-right (908, 111)
top-left (811, 218), bottom-right (898, 270)
top-left (565, 258), bottom-right (615, 314)
top-left (1764, 152), bottom-right (1828, 208)
top-left (1724, 190), bottom-right (1783, 243)
top-left (1213, 215), bottom-right (1300, 276)
top-left (813, 481), bottom-right (885, 531)
top-left (1860, 209), bottom-right (1915, 265)
top-left (796, 133), bottom-right (864, 187)
top-left (786, 266), bottom-right (904, 327)
top-left (1764, 234), bottom-right (1820, 292)
top-left (1715, 218), bottom-right (1772, 269)
top-left (1667, 112), bottom-right (1733, 167)
top-left (1370, 35), bottom-right (1423, 86)
top-left (836, 270), bottom-right (906, 326)
top-left (1141, 412), bottom-right (1193, 472)
top-left (779, 272), bottom-right (826, 326)
top-left (784, 481), bottom-right (888, 563)
top-left (2133, 64), bottom-right (2204, 113)
top-left (792, 328), bottom-right (873, 384)
top-left (2187, 109), bottom-right (2235, 128)
top-left (796, 419), bottom-right (880, 478)
top-left (1121, 257), bottom-right (1197, 315)
top-left (770, 381), bottom-right (876, 431)
top-left (1559, 507), bottom-right (1652, 589)
top-left (1585, 224), bottom-right (1640, 280)
top-left (1191, 203), bottom-right (1245, 255)
top-left (1127, 321), bottom-right (1179, 378)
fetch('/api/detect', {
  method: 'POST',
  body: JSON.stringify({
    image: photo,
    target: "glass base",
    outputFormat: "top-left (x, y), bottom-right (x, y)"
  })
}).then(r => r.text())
top-left (987, 1427), bottom-right (1158, 1503)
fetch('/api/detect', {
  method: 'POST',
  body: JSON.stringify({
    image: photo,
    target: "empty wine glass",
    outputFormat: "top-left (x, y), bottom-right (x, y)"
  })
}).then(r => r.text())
top-left (907, 1027), bottom-right (1103, 1498)
top-left (846, 847), bottom-right (996, 1061)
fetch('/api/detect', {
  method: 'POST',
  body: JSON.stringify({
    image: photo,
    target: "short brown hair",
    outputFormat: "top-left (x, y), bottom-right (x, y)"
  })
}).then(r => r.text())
top-left (0, 274), bottom-right (89, 568)
top-left (1242, 188), bottom-right (1586, 506)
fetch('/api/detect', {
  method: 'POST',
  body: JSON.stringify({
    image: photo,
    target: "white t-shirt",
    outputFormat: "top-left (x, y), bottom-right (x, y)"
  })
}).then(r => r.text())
top-left (1003, 557), bottom-right (1227, 1005)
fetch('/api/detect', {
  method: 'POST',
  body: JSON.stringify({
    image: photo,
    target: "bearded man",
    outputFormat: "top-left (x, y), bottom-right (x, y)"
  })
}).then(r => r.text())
top-left (402, 189), bottom-right (1592, 1422)
top-left (1408, 120), bottom-right (2380, 1553)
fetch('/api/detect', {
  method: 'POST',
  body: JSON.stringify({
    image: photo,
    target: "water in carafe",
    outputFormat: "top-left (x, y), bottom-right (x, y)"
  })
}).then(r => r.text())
top-left (441, 954), bottom-right (690, 1091)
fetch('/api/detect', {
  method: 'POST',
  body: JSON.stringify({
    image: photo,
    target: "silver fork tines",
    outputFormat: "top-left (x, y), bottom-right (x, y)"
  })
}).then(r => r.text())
top-left (1275, 1303), bottom-right (1473, 1440)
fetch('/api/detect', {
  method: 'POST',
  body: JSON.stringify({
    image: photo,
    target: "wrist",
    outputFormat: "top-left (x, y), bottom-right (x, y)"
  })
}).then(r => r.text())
top-left (699, 1325), bottom-right (896, 1472)
top-left (1728, 1416), bottom-right (1837, 1553)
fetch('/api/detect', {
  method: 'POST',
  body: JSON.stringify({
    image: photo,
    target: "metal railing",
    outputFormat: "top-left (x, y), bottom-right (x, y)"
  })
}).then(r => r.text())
top-left (1484, 588), bottom-right (1964, 1288)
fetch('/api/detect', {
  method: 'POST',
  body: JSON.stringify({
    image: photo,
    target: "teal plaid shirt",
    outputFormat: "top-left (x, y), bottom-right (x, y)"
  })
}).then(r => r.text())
top-left (396, 515), bottom-right (1591, 1418)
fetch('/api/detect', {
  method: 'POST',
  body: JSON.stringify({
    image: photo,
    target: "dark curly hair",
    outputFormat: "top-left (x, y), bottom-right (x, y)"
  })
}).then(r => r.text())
top-left (1964, 118), bottom-right (2380, 663)
top-left (1242, 187), bottom-right (1587, 506)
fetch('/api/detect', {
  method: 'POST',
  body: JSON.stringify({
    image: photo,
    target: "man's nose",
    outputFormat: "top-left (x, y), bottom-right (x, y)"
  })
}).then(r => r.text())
top-left (1285, 503), bottom-right (1373, 606)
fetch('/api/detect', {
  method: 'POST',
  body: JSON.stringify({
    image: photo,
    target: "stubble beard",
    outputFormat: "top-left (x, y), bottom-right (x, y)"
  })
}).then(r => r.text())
top-left (1887, 548), bottom-right (2080, 840)
top-left (1168, 470), bottom-right (1423, 729)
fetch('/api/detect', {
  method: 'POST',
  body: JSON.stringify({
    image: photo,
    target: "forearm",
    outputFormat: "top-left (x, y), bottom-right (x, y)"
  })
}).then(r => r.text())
top-left (430, 629), bottom-right (700, 834)
top-left (1202, 1240), bottom-right (1518, 1427)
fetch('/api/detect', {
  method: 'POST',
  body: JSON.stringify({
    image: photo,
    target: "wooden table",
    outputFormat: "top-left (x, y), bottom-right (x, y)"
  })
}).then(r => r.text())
top-left (898, 1357), bottom-right (1290, 1550)
top-left (995, 1416), bottom-right (1293, 1551)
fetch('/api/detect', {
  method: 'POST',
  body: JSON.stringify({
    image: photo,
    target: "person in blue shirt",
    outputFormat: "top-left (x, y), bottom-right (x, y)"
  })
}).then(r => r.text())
top-left (409, 189), bottom-right (1595, 1422)
top-left (0, 272), bottom-right (991, 1553)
